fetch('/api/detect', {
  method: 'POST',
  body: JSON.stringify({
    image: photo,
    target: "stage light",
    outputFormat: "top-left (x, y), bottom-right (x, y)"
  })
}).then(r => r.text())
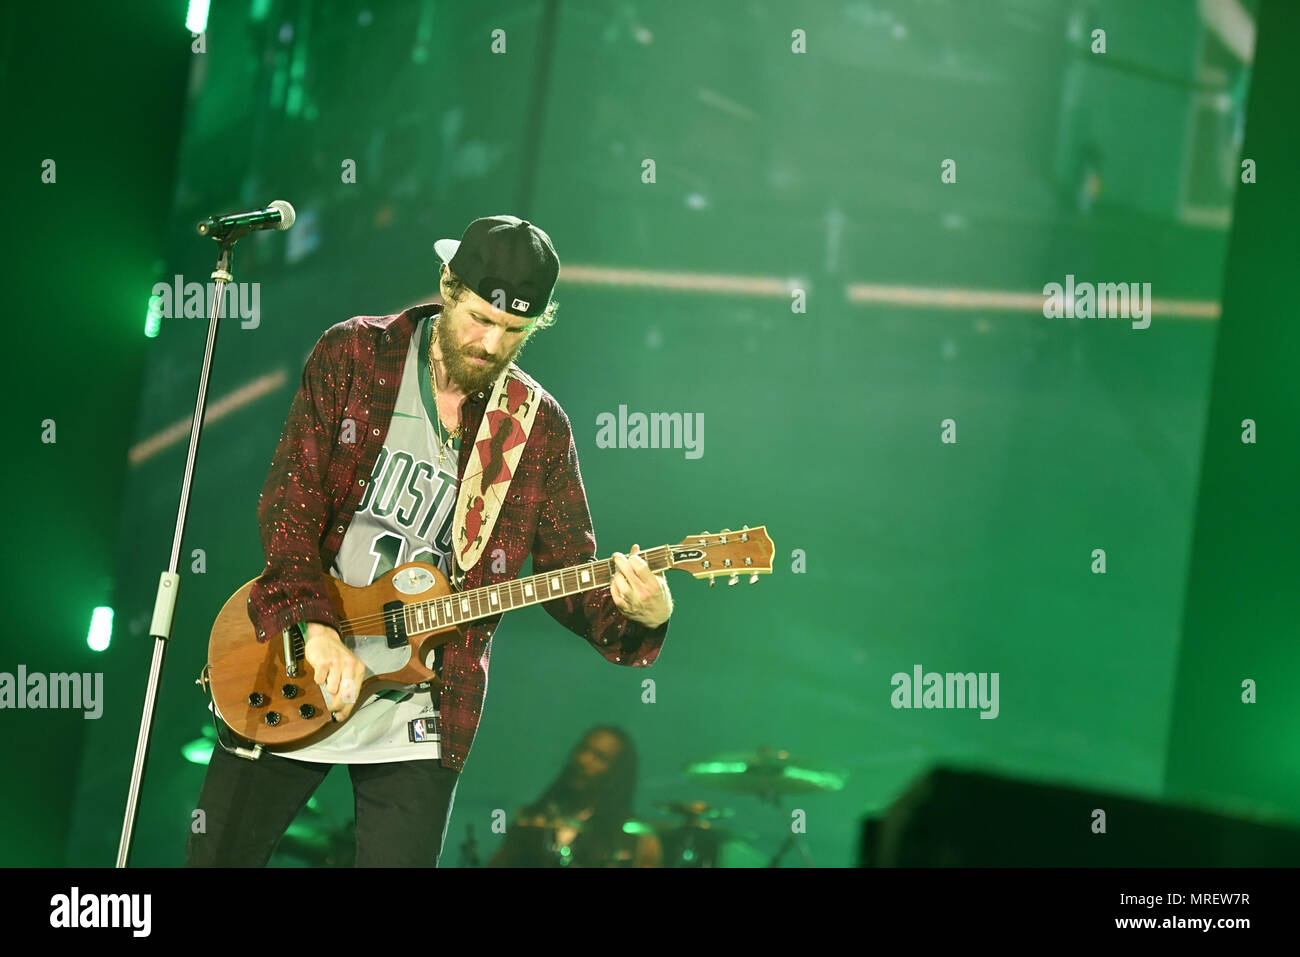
top-left (181, 738), bottom-right (213, 765)
top-left (145, 293), bottom-right (162, 338)
top-left (185, 0), bottom-right (209, 35)
top-left (87, 606), bottom-right (113, 652)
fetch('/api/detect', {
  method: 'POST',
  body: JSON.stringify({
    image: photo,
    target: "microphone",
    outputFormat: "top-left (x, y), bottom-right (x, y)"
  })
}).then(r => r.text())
top-left (196, 200), bottom-right (296, 241)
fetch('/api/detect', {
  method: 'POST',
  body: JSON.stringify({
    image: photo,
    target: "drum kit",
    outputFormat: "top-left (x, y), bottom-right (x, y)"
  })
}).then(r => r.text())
top-left (653, 746), bottom-right (847, 867)
top-left (504, 746), bottom-right (848, 867)
top-left (183, 722), bottom-right (847, 866)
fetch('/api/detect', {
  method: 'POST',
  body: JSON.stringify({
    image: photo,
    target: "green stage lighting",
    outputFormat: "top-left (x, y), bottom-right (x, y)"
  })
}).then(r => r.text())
top-left (185, 0), bottom-right (209, 36)
top-left (145, 294), bottom-right (162, 338)
top-left (87, 606), bottom-right (113, 652)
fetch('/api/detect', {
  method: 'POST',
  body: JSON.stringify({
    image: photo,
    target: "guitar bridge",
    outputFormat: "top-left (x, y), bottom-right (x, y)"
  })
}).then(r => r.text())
top-left (283, 625), bottom-right (303, 678)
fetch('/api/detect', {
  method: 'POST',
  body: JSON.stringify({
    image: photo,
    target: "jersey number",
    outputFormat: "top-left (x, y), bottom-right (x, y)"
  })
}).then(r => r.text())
top-left (369, 532), bottom-right (436, 582)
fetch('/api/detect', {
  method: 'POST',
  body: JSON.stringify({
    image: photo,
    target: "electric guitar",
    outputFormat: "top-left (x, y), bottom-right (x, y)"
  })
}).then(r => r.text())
top-left (201, 526), bottom-right (774, 750)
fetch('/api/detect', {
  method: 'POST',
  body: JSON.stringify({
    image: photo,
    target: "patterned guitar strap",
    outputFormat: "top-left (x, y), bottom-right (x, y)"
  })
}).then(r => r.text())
top-left (449, 364), bottom-right (541, 593)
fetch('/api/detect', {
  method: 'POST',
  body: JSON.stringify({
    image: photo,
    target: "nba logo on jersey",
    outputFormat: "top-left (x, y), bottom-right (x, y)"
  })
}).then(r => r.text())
top-left (410, 719), bottom-right (427, 742)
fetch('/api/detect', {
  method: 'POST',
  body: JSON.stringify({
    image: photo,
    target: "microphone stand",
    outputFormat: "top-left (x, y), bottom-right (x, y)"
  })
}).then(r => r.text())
top-left (115, 238), bottom-right (238, 866)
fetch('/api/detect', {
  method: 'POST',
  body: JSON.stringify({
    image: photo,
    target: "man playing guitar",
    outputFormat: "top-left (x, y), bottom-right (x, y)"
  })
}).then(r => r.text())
top-left (187, 214), bottom-right (672, 867)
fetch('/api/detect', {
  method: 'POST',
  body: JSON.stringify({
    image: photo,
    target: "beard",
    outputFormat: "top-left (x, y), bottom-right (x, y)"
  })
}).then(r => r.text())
top-left (436, 309), bottom-right (528, 392)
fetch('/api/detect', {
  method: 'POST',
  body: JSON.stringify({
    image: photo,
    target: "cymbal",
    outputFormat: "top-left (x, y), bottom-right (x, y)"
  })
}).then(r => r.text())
top-left (684, 748), bottom-right (847, 795)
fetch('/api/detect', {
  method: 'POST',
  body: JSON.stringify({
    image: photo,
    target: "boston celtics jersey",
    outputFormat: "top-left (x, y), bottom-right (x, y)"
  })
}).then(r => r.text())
top-left (282, 314), bottom-right (459, 764)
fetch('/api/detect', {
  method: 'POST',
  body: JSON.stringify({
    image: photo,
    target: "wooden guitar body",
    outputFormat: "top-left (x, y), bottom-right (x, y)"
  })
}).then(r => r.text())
top-left (206, 561), bottom-right (460, 750)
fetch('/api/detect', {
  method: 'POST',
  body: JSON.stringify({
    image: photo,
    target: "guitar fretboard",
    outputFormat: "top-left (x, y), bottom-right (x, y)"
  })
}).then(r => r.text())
top-left (397, 545), bottom-right (672, 634)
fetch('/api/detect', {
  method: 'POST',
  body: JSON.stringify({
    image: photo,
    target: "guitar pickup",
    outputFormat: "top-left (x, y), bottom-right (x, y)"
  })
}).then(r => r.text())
top-left (383, 600), bottom-right (408, 649)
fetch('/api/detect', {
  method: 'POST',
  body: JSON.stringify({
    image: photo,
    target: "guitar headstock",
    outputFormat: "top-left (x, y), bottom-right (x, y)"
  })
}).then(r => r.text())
top-left (668, 525), bottom-right (774, 586)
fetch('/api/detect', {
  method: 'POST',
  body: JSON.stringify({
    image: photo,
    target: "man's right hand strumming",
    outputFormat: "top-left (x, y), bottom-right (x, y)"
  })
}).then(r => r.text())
top-left (302, 622), bottom-right (367, 721)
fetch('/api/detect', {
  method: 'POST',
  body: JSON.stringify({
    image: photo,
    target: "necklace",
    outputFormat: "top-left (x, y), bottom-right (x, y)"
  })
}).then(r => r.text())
top-left (428, 319), bottom-right (463, 449)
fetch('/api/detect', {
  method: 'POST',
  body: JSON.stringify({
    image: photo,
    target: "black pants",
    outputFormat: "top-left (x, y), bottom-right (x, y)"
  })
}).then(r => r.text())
top-left (186, 743), bottom-right (460, 867)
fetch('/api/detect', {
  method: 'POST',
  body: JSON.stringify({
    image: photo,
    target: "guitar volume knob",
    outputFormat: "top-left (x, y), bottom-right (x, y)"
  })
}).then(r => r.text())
top-left (248, 692), bottom-right (267, 707)
top-left (299, 704), bottom-right (317, 719)
top-left (281, 684), bottom-right (300, 699)
top-left (264, 711), bottom-right (281, 726)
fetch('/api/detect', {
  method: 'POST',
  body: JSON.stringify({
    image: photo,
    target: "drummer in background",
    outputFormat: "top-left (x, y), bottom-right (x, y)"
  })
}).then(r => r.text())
top-left (489, 725), bottom-right (661, 867)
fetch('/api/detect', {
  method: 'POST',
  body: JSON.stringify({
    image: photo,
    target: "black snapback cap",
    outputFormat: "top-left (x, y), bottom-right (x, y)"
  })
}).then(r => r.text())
top-left (434, 214), bottom-right (560, 320)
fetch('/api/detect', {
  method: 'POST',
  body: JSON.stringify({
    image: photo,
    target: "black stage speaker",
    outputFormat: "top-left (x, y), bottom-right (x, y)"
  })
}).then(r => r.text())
top-left (860, 767), bottom-right (1300, 866)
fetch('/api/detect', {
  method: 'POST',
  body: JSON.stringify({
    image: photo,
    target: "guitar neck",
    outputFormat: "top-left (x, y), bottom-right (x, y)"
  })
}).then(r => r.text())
top-left (396, 545), bottom-right (674, 634)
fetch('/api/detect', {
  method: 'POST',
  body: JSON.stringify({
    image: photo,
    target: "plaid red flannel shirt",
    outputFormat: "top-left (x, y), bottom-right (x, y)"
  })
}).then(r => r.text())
top-left (246, 302), bottom-right (669, 772)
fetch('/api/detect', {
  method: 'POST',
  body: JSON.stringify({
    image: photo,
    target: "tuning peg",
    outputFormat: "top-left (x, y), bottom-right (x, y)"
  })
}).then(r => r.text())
top-left (728, 573), bottom-right (739, 586)
top-left (749, 573), bottom-right (759, 584)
